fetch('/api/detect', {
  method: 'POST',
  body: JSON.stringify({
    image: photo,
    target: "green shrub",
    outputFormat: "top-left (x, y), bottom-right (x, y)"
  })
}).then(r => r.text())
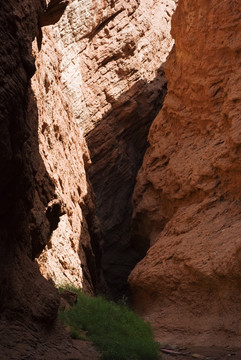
top-left (58, 288), bottom-right (160, 360)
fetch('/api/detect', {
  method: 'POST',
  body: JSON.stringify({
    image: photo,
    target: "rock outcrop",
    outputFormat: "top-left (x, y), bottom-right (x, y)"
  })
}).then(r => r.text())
top-left (52, 0), bottom-right (175, 134)
top-left (129, 0), bottom-right (241, 347)
top-left (0, 0), bottom-right (175, 350)
top-left (0, 0), bottom-right (64, 358)
top-left (0, 0), bottom-right (59, 324)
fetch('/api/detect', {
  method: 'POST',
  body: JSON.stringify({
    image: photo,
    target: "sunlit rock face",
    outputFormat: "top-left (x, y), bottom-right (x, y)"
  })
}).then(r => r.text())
top-left (0, 0), bottom-right (177, 357)
top-left (30, 29), bottom-right (99, 293)
top-left (129, 0), bottom-right (241, 347)
top-left (33, 0), bottom-right (176, 298)
top-left (52, 0), bottom-right (175, 133)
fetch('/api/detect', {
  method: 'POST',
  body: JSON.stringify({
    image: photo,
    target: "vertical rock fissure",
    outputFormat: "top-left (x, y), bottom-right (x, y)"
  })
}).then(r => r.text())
top-left (86, 76), bottom-right (168, 299)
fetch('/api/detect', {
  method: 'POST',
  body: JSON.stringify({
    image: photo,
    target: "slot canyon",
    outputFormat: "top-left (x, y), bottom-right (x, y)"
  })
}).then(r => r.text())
top-left (0, 0), bottom-right (241, 359)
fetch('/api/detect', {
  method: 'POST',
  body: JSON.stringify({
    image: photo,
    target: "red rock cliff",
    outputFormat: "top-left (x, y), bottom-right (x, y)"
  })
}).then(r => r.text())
top-left (0, 0), bottom-right (175, 356)
top-left (0, 1), bottom-right (101, 358)
top-left (34, 0), bottom-right (175, 298)
top-left (29, 22), bottom-right (100, 294)
top-left (129, 0), bottom-right (241, 347)
top-left (0, 1), bottom-right (69, 358)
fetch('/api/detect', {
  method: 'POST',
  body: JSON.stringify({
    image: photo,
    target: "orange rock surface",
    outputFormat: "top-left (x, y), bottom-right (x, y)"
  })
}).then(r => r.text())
top-left (33, 0), bottom-right (175, 296)
top-left (129, 0), bottom-right (241, 347)
top-left (0, 0), bottom-right (97, 358)
top-left (52, 0), bottom-right (175, 133)
top-left (30, 28), bottom-right (98, 292)
top-left (0, 0), bottom-right (176, 357)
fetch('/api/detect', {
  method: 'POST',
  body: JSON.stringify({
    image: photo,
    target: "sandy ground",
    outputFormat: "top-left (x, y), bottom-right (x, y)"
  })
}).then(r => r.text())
top-left (161, 346), bottom-right (241, 360)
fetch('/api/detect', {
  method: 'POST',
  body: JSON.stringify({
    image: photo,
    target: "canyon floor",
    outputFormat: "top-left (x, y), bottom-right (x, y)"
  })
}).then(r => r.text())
top-left (161, 346), bottom-right (241, 360)
top-left (69, 342), bottom-right (241, 360)
top-left (4, 317), bottom-right (241, 360)
top-left (65, 340), bottom-right (241, 360)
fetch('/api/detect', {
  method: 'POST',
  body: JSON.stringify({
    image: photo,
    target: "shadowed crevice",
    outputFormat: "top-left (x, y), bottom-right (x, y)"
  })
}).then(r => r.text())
top-left (86, 64), bottom-right (167, 299)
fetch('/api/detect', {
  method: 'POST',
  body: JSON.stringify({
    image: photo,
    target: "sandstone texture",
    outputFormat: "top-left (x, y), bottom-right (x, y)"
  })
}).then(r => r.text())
top-left (0, 0), bottom-right (101, 358)
top-left (32, 0), bottom-right (175, 297)
top-left (0, 0), bottom-right (175, 355)
top-left (53, 0), bottom-right (175, 133)
top-left (84, 0), bottom-right (176, 297)
top-left (0, 0), bottom-right (64, 358)
top-left (129, 0), bottom-right (241, 347)
top-left (0, 0), bottom-right (58, 325)
top-left (0, 319), bottom-right (101, 360)
top-left (30, 27), bottom-right (99, 293)
top-left (27, 0), bottom-right (176, 298)
top-left (46, 0), bottom-right (176, 297)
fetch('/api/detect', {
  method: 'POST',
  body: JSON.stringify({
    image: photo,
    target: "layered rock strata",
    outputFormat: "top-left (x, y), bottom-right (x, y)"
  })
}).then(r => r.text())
top-left (0, 0), bottom-right (59, 358)
top-left (129, 0), bottom-right (241, 347)
top-left (45, 0), bottom-right (176, 297)
top-left (52, 0), bottom-right (175, 133)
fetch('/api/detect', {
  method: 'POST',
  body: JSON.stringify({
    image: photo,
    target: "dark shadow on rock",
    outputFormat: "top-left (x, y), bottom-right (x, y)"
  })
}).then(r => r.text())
top-left (0, 0), bottom-right (60, 318)
top-left (79, 174), bottom-right (107, 295)
top-left (86, 65), bottom-right (167, 300)
top-left (26, 88), bottom-right (67, 260)
top-left (0, 1), bottom-right (81, 359)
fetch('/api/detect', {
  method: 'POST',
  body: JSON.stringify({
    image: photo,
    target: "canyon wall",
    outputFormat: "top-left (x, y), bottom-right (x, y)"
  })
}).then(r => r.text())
top-left (30, 25), bottom-right (100, 294)
top-left (84, 0), bottom-right (175, 297)
top-left (0, 0), bottom-right (60, 326)
top-left (0, 0), bottom-right (175, 356)
top-left (0, 1), bottom-right (73, 359)
top-left (0, 1), bottom-right (101, 358)
top-left (129, 0), bottom-right (241, 347)
top-left (34, 0), bottom-right (176, 298)
top-left (4, 0), bottom-right (240, 354)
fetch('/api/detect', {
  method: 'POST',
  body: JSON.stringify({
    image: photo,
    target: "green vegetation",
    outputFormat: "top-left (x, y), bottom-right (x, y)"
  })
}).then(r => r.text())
top-left (58, 288), bottom-right (160, 360)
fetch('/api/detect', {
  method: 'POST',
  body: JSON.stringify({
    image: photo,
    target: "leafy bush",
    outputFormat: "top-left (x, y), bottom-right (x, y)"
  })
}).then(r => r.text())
top-left (58, 288), bottom-right (160, 360)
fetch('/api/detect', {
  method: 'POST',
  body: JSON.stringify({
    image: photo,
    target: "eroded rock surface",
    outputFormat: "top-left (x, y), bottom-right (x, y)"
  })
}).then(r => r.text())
top-left (0, 0), bottom-right (101, 358)
top-left (0, 4), bottom-right (175, 354)
top-left (129, 0), bottom-right (241, 347)
top-left (0, 0), bottom-right (68, 358)
top-left (52, 0), bottom-right (175, 133)
top-left (30, 0), bottom-right (175, 298)
top-left (25, 0), bottom-right (176, 298)
top-left (0, 0), bottom-right (58, 325)
top-left (31, 0), bottom-right (175, 298)
top-left (46, 0), bottom-right (175, 297)
top-left (83, 0), bottom-right (176, 298)
top-left (30, 28), bottom-right (100, 293)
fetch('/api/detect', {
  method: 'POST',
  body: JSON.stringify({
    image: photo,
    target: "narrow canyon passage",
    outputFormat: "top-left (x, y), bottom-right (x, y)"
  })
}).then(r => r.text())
top-left (41, 0), bottom-right (176, 299)
top-left (2, 0), bottom-right (241, 358)
top-left (86, 68), bottom-right (168, 299)
top-left (24, 0), bottom-right (176, 304)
